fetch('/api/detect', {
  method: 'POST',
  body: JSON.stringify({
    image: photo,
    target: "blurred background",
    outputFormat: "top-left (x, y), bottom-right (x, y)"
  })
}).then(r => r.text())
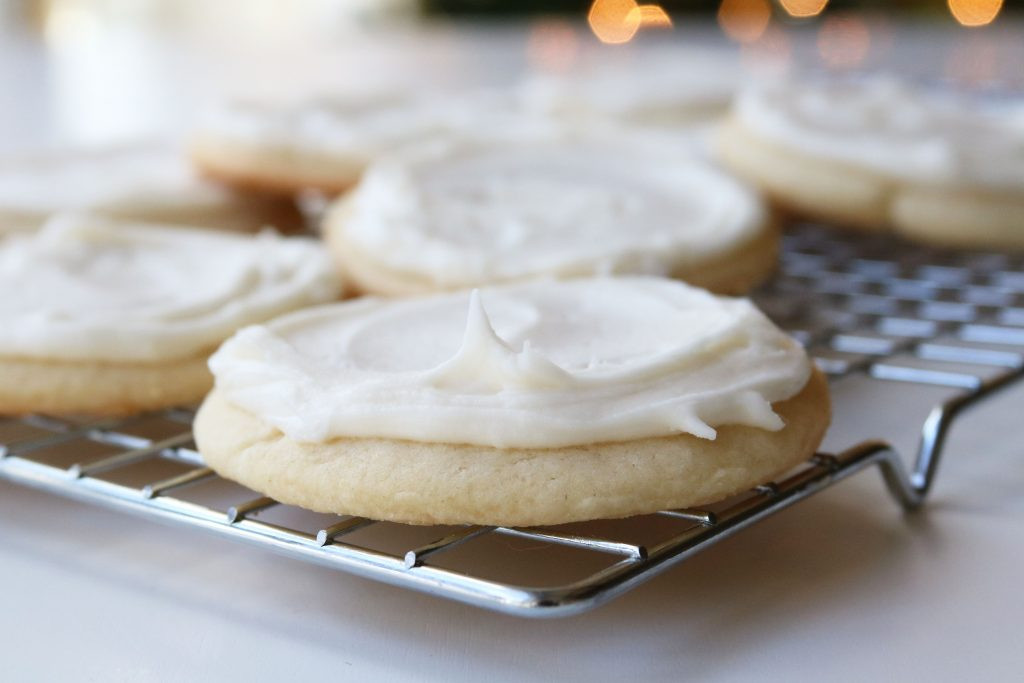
top-left (0, 0), bottom-right (1019, 150)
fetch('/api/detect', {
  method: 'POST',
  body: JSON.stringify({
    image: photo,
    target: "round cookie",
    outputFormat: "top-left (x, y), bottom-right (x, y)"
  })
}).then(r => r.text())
top-left (196, 372), bottom-right (827, 526)
top-left (0, 354), bottom-right (212, 418)
top-left (196, 278), bottom-right (829, 526)
top-left (0, 215), bottom-right (340, 416)
top-left (716, 76), bottom-right (1024, 248)
top-left (324, 130), bottom-right (777, 296)
top-left (0, 144), bottom-right (302, 233)
top-left (521, 53), bottom-right (739, 128)
top-left (189, 90), bottom-right (532, 197)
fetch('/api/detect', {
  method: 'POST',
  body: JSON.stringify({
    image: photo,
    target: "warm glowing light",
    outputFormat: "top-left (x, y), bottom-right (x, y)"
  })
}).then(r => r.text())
top-left (44, 4), bottom-right (100, 45)
top-left (779, 0), bottom-right (829, 18)
top-left (588, 0), bottom-right (641, 44)
top-left (629, 4), bottom-right (673, 30)
top-left (817, 14), bottom-right (871, 69)
top-left (717, 0), bottom-right (771, 45)
top-left (587, 0), bottom-right (671, 44)
top-left (948, 0), bottom-right (1003, 27)
top-left (527, 19), bottom-right (579, 73)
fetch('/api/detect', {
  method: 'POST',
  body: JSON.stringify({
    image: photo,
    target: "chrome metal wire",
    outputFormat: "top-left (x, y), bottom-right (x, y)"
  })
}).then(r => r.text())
top-left (2, 225), bottom-right (1023, 617)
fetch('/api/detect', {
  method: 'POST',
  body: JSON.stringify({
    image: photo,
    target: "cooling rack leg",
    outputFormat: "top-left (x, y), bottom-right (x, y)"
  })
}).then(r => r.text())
top-left (873, 447), bottom-right (925, 510)
top-left (828, 441), bottom-right (921, 510)
top-left (909, 366), bottom-right (1024, 501)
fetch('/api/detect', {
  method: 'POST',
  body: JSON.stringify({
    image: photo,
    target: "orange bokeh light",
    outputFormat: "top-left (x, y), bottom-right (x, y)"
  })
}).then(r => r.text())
top-left (817, 14), bottom-right (871, 69)
top-left (587, 0), bottom-right (672, 44)
top-left (947, 0), bottom-right (1003, 27)
top-left (631, 4), bottom-right (673, 30)
top-left (588, 0), bottom-right (639, 44)
top-left (717, 0), bottom-right (772, 45)
top-left (779, 0), bottom-right (829, 18)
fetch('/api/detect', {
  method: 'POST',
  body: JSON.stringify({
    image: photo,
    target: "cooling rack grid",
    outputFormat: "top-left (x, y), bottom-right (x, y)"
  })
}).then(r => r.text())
top-left (2, 224), bottom-right (1023, 617)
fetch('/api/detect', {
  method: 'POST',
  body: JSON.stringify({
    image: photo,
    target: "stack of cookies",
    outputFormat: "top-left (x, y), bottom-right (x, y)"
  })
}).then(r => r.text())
top-left (7, 62), bottom-right (1014, 526)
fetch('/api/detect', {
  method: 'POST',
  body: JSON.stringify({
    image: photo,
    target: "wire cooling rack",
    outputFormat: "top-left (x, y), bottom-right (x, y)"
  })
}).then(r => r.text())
top-left (2, 224), bottom-right (1023, 618)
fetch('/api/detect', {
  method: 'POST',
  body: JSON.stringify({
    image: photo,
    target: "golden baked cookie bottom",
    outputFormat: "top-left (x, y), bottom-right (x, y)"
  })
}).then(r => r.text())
top-left (0, 192), bottom-right (304, 235)
top-left (0, 353), bottom-right (212, 416)
top-left (716, 117), bottom-right (1024, 250)
top-left (323, 200), bottom-right (780, 297)
top-left (190, 135), bottom-right (362, 197)
top-left (194, 368), bottom-right (830, 527)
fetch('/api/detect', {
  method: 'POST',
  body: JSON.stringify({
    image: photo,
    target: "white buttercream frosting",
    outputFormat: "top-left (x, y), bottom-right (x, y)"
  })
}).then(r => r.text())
top-left (734, 76), bottom-right (1024, 190)
top-left (209, 278), bottom-right (811, 448)
top-left (339, 131), bottom-right (765, 287)
top-left (197, 89), bottom-right (552, 162)
top-left (0, 145), bottom-right (248, 220)
top-left (0, 215), bottom-right (341, 362)
top-left (522, 58), bottom-right (739, 127)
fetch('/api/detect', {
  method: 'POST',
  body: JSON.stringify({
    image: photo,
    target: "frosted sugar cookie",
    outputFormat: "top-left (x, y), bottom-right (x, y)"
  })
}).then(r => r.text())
top-left (716, 76), bottom-right (1024, 248)
top-left (324, 130), bottom-right (776, 296)
top-left (0, 145), bottom-right (301, 233)
top-left (0, 215), bottom-right (340, 415)
top-left (190, 90), bottom-right (535, 196)
top-left (522, 56), bottom-right (739, 128)
top-left (195, 277), bottom-right (829, 526)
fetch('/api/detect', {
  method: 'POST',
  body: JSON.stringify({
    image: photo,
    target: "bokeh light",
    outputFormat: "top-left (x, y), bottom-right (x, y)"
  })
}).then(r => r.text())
top-left (947, 0), bottom-right (1003, 27)
top-left (717, 0), bottom-right (771, 44)
top-left (527, 18), bottom-right (579, 73)
top-left (817, 13), bottom-right (871, 68)
top-left (588, 0), bottom-right (672, 44)
top-left (44, 3), bottom-right (100, 45)
top-left (630, 4), bottom-right (672, 30)
top-left (588, 0), bottom-right (640, 44)
top-left (779, 0), bottom-right (829, 19)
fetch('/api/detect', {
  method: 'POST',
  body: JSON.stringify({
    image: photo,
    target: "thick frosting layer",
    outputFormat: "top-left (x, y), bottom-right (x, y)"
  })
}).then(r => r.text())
top-left (339, 132), bottom-right (765, 287)
top-left (0, 215), bottom-right (341, 362)
top-left (734, 76), bottom-right (1024, 190)
top-left (209, 278), bottom-right (811, 448)
top-left (0, 145), bottom-right (246, 219)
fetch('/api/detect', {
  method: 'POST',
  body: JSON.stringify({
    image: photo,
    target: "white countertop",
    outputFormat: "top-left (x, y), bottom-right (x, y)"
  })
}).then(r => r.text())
top-left (1, 8), bottom-right (1022, 681)
top-left (3, 377), bottom-right (1023, 681)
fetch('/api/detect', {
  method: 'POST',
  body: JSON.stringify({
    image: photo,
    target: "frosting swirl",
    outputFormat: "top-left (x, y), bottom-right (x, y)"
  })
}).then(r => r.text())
top-left (209, 278), bottom-right (811, 448)
top-left (0, 215), bottom-right (341, 362)
top-left (337, 132), bottom-right (765, 287)
top-left (734, 76), bottom-right (1024, 190)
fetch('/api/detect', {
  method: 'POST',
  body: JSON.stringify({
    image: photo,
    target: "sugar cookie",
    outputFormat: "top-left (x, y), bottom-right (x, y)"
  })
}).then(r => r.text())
top-left (196, 278), bottom-right (828, 526)
top-left (0, 215), bottom-right (340, 415)
top-left (716, 76), bottom-right (1024, 248)
top-left (189, 90), bottom-right (532, 196)
top-left (324, 130), bottom-right (776, 296)
top-left (0, 144), bottom-right (301, 233)
top-left (522, 56), bottom-right (739, 128)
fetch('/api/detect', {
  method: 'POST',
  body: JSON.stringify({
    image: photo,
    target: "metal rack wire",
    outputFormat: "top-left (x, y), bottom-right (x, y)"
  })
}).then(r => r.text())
top-left (2, 224), bottom-right (1023, 617)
